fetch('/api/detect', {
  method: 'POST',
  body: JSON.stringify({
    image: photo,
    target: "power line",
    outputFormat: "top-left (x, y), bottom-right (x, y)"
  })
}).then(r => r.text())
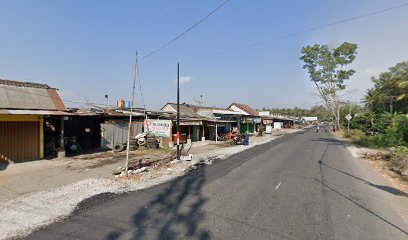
top-left (142, 0), bottom-right (231, 60)
top-left (136, 60), bottom-right (146, 109)
top-left (182, 2), bottom-right (408, 63)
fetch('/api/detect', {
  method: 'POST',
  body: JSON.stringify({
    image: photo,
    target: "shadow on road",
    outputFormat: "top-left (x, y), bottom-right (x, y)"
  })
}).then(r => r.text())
top-left (106, 166), bottom-right (210, 240)
top-left (319, 160), bottom-right (408, 197)
top-left (313, 178), bottom-right (408, 236)
top-left (312, 137), bottom-right (344, 146)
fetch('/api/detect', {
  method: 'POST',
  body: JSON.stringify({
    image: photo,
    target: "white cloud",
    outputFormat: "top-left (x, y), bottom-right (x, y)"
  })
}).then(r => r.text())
top-left (174, 76), bottom-right (192, 85)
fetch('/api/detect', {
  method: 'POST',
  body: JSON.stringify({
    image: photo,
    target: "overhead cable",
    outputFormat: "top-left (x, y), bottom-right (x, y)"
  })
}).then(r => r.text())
top-left (182, 2), bottom-right (408, 63)
top-left (142, 0), bottom-right (231, 60)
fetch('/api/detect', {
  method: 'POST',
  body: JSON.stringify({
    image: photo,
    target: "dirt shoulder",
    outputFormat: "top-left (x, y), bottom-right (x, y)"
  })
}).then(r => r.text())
top-left (332, 130), bottom-right (408, 197)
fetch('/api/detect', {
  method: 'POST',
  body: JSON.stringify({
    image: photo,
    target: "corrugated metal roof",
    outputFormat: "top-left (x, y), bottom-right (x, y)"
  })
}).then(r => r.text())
top-left (229, 103), bottom-right (259, 116)
top-left (0, 79), bottom-right (53, 89)
top-left (162, 103), bottom-right (204, 118)
top-left (0, 79), bottom-right (66, 111)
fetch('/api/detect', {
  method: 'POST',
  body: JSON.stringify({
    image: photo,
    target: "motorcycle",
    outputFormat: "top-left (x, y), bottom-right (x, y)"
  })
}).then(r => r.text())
top-left (65, 136), bottom-right (81, 156)
top-left (233, 134), bottom-right (245, 145)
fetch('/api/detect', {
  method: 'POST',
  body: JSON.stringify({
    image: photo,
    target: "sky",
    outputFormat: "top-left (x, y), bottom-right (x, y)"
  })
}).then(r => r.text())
top-left (1, 0), bottom-right (408, 110)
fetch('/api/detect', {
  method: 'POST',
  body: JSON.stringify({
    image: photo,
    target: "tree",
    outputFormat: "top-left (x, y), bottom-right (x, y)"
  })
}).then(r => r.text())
top-left (300, 42), bottom-right (358, 130)
top-left (364, 61), bottom-right (408, 114)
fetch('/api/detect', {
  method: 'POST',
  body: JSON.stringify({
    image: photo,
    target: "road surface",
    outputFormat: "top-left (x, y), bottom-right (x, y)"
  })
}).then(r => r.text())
top-left (27, 128), bottom-right (408, 239)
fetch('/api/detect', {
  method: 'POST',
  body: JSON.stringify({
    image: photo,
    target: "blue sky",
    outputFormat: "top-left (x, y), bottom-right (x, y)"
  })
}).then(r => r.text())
top-left (1, 0), bottom-right (408, 110)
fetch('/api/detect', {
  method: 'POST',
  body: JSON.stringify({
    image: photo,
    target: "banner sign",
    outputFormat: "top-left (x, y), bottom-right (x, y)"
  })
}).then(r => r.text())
top-left (145, 119), bottom-right (171, 137)
top-left (254, 118), bottom-right (262, 123)
top-left (263, 119), bottom-right (273, 124)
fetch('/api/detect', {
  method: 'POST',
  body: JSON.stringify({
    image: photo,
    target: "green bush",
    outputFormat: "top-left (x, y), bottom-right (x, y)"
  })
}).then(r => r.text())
top-left (353, 114), bottom-right (408, 148)
top-left (344, 129), bottom-right (366, 142)
top-left (390, 146), bottom-right (408, 176)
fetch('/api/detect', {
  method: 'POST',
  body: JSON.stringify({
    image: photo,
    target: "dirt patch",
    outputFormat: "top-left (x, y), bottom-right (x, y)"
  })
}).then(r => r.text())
top-left (63, 148), bottom-right (176, 171)
top-left (332, 132), bottom-right (408, 196)
top-left (359, 153), bottom-right (408, 194)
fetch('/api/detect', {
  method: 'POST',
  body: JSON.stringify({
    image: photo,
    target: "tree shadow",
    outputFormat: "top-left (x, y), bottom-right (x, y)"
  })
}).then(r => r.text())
top-left (106, 165), bottom-right (210, 240)
top-left (311, 137), bottom-right (344, 146)
top-left (318, 160), bottom-right (408, 197)
top-left (313, 178), bottom-right (408, 236)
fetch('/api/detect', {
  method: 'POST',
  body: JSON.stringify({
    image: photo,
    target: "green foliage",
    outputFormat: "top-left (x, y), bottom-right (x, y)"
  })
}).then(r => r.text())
top-left (389, 146), bottom-right (408, 176)
top-left (364, 61), bottom-right (408, 114)
top-left (348, 112), bottom-right (389, 134)
top-left (354, 114), bottom-right (408, 148)
top-left (300, 42), bottom-right (358, 89)
top-left (391, 146), bottom-right (408, 160)
top-left (344, 129), bottom-right (365, 143)
top-left (300, 42), bottom-right (358, 130)
top-left (340, 102), bottom-right (364, 128)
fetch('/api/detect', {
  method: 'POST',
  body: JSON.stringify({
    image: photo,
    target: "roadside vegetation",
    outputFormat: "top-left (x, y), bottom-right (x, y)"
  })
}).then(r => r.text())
top-left (264, 58), bottom-right (408, 178)
top-left (343, 61), bottom-right (408, 178)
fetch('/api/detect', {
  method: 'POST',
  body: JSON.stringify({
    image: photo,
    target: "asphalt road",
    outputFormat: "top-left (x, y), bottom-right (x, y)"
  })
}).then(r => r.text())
top-left (27, 128), bottom-right (408, 240)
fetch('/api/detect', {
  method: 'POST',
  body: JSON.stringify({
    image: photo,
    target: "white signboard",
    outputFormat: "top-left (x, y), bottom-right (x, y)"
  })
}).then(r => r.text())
top-left (266, 125), bottom-right (272, 134)
top-left (258, 111), bottom-right (270, 116)
top-left (345, 114), bottom-right (352, 121)
top-left (145, 119), bottom-right (171, 137)
top-left (274, 122), bottom-right (283, 129)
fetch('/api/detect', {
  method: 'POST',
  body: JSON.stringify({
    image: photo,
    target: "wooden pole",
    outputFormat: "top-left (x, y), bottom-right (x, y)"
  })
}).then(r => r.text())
top-left (125, 51), bottom-right (137, 176)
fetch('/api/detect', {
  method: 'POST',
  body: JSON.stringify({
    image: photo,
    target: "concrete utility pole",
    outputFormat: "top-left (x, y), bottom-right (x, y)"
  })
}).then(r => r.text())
top-left (125, 51), bottom-right (138, 176)
top-left (177, 63), bottom-right (180, 160)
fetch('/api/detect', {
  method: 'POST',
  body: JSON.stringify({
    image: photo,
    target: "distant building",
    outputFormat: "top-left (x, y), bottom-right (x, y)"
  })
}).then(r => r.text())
top-left (302, 116), bottom-right (319, 122)
top-left (228, 103), bottom-right (261, 133)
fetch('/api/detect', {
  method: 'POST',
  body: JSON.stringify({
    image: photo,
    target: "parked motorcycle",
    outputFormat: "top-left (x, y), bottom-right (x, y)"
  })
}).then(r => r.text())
top-left (65, 136), bottom-right (81, 156)
top-left (233, 134), bottom-right (245, 145)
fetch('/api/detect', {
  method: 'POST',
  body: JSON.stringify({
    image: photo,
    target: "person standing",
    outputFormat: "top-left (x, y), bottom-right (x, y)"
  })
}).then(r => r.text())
top-left (244, 132), bottom-right (249, 146)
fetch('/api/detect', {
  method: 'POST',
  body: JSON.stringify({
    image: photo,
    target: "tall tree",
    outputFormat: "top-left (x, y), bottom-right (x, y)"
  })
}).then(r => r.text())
top-left (364, 61), bottom-right (408, 114)
top-left (300, 42), bottom-right (358, 130)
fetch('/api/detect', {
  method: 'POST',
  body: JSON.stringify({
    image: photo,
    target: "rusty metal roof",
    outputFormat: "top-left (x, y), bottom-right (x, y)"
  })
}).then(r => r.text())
top-left (0, 79), bottom-right (66, 111)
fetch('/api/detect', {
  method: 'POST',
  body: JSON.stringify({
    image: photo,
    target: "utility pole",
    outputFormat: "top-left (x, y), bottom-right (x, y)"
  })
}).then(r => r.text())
top-left (177, 63), bottom-right (181, 160)
top-left (125, 51), bottom-right (138, 176)
top-left (104, 94), bottom-right (109, 113)
top-left (348, 103), bottom-right (351, 134)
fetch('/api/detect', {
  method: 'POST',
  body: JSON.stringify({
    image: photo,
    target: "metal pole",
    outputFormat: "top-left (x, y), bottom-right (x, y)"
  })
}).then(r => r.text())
top-left (215, 121), bottom-right (218, 144)
top-left (348, 103), bottom-right (351, 134)
top-left (125, 51), bottom-right (137, 176)
top-left (176, 63), bottom-right (180, 160)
